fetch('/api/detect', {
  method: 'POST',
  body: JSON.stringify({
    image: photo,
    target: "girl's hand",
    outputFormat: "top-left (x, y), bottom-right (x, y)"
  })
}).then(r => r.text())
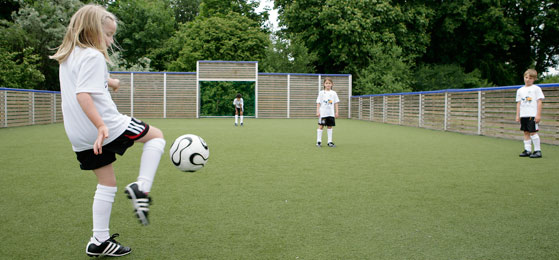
top-left (93, 125), bottom-right (109, 155)
top-left (108, 78), bottom-right (120, 92)
top-left (535, 115), bottom-right (541, 123)
top-left (335, 112), bottom-right (339, 118)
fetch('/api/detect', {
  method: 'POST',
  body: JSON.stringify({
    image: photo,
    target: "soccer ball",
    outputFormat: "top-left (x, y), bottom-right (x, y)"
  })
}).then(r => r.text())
top-left (169, 134), bottom-right (210, 172)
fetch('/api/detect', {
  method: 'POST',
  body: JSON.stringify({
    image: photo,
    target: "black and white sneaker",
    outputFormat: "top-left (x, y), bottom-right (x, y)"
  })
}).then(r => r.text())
top-left (327, 142), bottom-right (336, 147)
top-left (519, 150), bottom-right (531, 157)
top-left (235, 123), bottom-right (238, 127)
top-left (86, 234), bottom-right (131, 257)
top-left (241, 122), bottom-right (243, 126)
top-left (316, 142), bottom-right (322, 148)
top-left (530, 150), bottom-right (542, 158)
top-left (125, 182), bottom-right (151, 226)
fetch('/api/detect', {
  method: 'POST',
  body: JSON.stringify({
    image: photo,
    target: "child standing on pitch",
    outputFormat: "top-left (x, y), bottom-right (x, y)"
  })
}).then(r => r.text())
top-left (316, 77), bottom-right (340, 147)
top-left (50, 4), bottom-right (166, 257)
top-left (516, 69), bottom-right (545, 158)
top-left (234, 93), bottom-right (244, 126)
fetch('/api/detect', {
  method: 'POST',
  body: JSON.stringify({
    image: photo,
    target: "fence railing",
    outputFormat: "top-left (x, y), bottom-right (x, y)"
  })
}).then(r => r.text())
top-left (0, 88), bottom-right (62, 128)
top-left (350, 84), bottom-right (559, 145)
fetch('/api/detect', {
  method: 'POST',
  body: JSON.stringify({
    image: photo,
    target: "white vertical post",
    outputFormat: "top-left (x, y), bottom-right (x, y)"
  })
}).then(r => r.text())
top-left (255, 62), bottom-right (259, 118)
top-left (318, 75), bottom-right (322, 92)
top-left (287, 74), bottom-right (290, 119)
top-left (163, 73), bottom-right (167, 119)
top-left (130, 73), bottom-right (134, 117)
top-left (370, 97), bottom-right (373, 121)
top-left (383, 96), bottom-right (386, 123)
top-left (399, 95), bottom-right (402, 125)
top-left (444, 92), bottom-right (448, 131)
top-left (348, 75), bottom-right (352, 119)
top-left (478, 91), bottom-right (482, 135)
top-left (358, 97), bottom-right (362, 120)
top-left (196, 62), bottom-right (200, 118)
top-left (419, 94), bottom-right (423, 127)
top-left (31, 92), bottom-right (35, 125)
top-left (4, 92), bottom-right (7, 127)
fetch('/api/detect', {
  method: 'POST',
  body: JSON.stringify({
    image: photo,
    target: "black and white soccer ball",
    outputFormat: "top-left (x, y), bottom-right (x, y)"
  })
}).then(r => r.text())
top-left (170, 134), bottom-right (209, 172)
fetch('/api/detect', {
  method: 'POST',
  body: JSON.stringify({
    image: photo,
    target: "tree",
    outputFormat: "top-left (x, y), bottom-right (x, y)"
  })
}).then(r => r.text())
top-left (9, 0), bottom-right (82, 90)
top-left (157, 13), bottom-right (269, 72)
top-left (259, 32), bottom-right (316, 73)
top-left (108, 0), bottom-right (176, 67)
top-left (0, 46), bottom-right (45, 89)
top-left (275, 0), bottom-right (430, 94)
top-left (170, 0), bottom-right (201, 24)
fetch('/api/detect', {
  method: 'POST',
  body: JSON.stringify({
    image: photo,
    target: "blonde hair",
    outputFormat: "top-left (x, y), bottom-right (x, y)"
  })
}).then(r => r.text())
top-left (50, 4), bottom-right (117, 63)
top-left (524, 69), bottom-right (538, 79)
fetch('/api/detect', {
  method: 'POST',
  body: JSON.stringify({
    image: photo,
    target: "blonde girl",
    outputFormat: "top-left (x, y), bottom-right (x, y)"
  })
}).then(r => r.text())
top-left (50, 4), bottom-right (166, 257)
top-left (315, 77), bottom-right (340, 147)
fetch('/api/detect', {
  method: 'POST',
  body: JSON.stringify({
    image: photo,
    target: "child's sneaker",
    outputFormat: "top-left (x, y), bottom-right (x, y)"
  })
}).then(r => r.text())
top-left (241, 122), bottom-right (243, 126)
top-left (316, 142), bottom-right (321, 148)
top-left (86, 233), bottom-right (131, 257)
top-left (235, 123), bottom-right (238, 127)
top-left (530, 150), bottom-right (542, 158)
top-left (519, 150), bottom-right (531, 157)
top-left (125, 182), bottom-right (151, 226)
top-left (327, 142), bottom-right (336, 147)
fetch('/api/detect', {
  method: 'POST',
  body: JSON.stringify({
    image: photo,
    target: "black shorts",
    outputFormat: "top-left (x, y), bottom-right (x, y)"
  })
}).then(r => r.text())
top-left (75, 118), bottom-right (150, 170)
top-left (235, 107), bottom-right (243, 114)
top-left (318, 116), bottom-right (336, 127)
top-left (520, 117), bottom-right (539, 133)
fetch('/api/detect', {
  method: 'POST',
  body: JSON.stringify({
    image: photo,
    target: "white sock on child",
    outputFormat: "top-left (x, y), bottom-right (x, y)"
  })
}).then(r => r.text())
top-left (317, 129), bottom-right (323, 143)
top-left (92, 184), bottom-right (117, 243)
top-left (523, 139), bottom-right (532, 152)
top-left (530, 134), bottom-right (541, 151)
top-left (137, 138), bottom-right (165, 193)
top-left (240, 115), bottom-right (243, 124)
top-left (327, 129), bottom-right (333, 143)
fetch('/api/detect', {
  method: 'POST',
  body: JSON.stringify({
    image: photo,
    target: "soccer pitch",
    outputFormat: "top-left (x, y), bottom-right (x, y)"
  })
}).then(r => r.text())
top-left (1, 118), bottom-right (558, 259)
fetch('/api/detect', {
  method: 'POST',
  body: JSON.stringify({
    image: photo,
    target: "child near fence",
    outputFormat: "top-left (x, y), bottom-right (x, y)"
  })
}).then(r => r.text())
top-left (316, 77), bottom-right (339, 147)
top-left (515, 69), bottom-right (545, 158)
top-left (50, 4), bottom-right (166, 257)
top-left (234, 93), bottom-right (244, 126)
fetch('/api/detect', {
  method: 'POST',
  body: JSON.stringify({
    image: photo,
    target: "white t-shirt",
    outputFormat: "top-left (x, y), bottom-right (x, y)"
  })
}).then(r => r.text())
top-left (515, 85), bottom-right (545, 118)
top-left (316, 90), bottom-right (340, 117)
top-left (59, 47), bottom-right (130, 152)
top-left (233, 98), bottom-right (244, 109)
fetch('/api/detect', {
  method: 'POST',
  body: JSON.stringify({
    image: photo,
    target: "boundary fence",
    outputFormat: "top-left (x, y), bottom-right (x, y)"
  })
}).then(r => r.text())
top-left (0, 61), bottom-right (352, 127)
top-left (351, 84), bottom-right (559, 145)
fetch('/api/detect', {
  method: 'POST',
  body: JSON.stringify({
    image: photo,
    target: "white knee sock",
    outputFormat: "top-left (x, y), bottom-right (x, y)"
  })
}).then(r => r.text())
top-left (327, 129), bottom-right (333, 143)
top-left (240, 115), bottom-right (243, 123)
top-left (235, 115), bottom-right (238, 124)
top-left (524, 139), bottom-right (532, 152)
top-left (317, 129), bottom-right (323, 143)
top-left (137, 138), bottom-right (165, 193)
top-left (530, 134), bottom-right (541, 151)
top-left (92, 184), bottom-right (117, 243)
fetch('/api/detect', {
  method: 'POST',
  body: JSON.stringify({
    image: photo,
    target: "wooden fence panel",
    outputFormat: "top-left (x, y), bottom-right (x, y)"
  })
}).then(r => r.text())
top-left (258, 75), bottom-right (288, 118)
top-left (422, 93), bottom-right (445, 130)
top-left (402, 95), bottom-right (420, 127)
top-left (447, 92), bottom-right (479, 135)
top-left (166, 73), bottom-right (197, 118)
top-left (289, 75), bottom-right (317, 118)
top-left (133, 73), bottom-right (165, 118)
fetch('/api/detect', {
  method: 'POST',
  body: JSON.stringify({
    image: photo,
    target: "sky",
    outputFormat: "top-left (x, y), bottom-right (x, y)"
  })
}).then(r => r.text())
top-left (256, 0), bottom-right (280, 31)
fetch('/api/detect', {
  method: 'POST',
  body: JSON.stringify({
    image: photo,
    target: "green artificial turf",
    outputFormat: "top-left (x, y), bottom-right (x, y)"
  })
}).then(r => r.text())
top-left (1, 118), bottom-right (558, 259)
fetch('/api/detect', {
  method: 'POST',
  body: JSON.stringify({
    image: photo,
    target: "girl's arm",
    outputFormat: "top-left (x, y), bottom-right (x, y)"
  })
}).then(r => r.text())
top-left (515, 102), bottom-right (521, 122)
top-left (335, 102), bottom-right (339, 118)
top-left (77, 92), bottom-right (108, 155)
top-left (536, 99), bottom-right (543, 123)
top-left (316, 103), bottom-right (320, 117)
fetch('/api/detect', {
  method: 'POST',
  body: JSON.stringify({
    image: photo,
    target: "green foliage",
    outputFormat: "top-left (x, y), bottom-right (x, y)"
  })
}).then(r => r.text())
top-left (9, 0), bottom-right (82, 90)
top-left (108, 0), bottom-right (176, 67)
top-left (354, 45), bottom-right (412, 95)
top-left (0, 46), bottom-right (45, 89)
top-left (540, 74), bottom-right (559, 84)
top-left (198, 0), bottom-right (265, 27)
top-left (170, 0), bottom-right (201, 24)
top-left (259, 33), bottom-right (316, 73)
top-left (200, 82), bottom-right (254, 116)
top-left (107, 51), bottom-right (152, 72)
top-left (412, 64), bottom-right (494, 92)
top-left (157, 13), bottom-right (269, 72)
